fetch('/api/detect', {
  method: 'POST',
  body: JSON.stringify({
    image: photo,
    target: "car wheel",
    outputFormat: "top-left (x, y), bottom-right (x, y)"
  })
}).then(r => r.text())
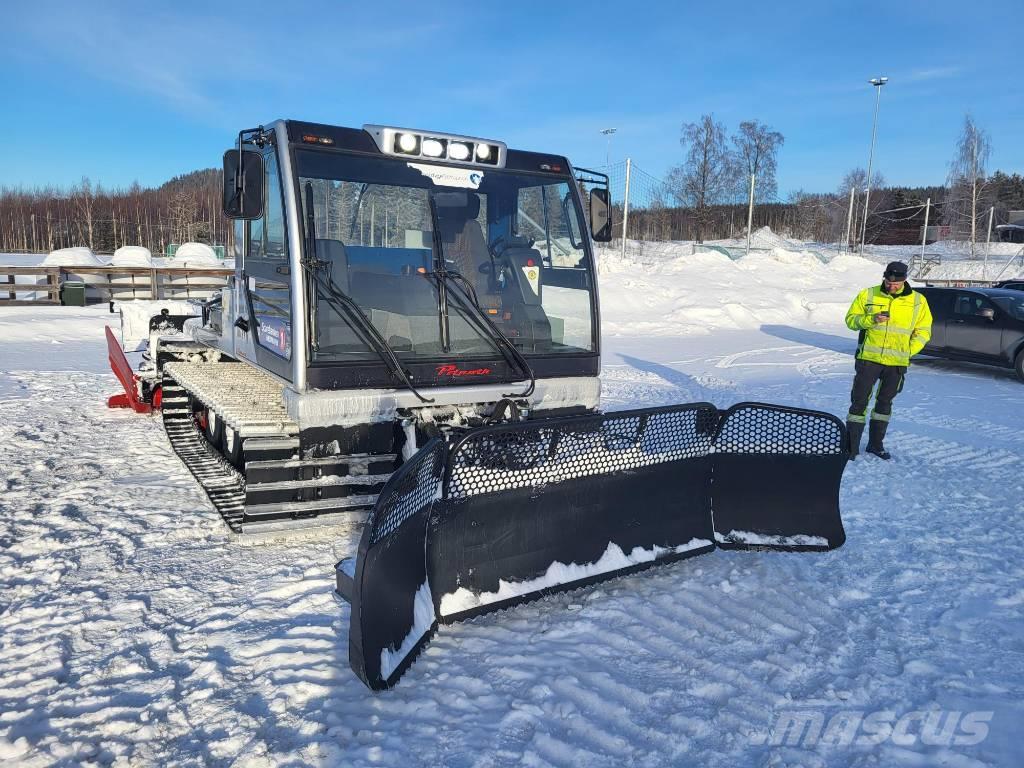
top-left (1016, 349), bottom-right (1024, 382)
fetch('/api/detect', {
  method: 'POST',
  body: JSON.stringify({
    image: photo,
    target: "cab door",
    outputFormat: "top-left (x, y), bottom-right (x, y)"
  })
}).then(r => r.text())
top-left (947, 291), bottom-right (1002, 359)
top-left (918, 288), bottom-right (950, 350)
top-left (241, 149), bottom-right (293, 380)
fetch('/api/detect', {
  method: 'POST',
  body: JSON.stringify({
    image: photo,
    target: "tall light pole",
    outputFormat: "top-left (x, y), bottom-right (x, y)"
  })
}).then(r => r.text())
top-left (600, 128), bottom-right (617, 169)
top-left (859, 76), bottom-right (888, 254)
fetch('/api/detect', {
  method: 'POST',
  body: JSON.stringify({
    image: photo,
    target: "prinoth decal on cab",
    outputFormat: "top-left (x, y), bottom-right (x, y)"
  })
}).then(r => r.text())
top-left (436, 364), bottom-right (493, 377)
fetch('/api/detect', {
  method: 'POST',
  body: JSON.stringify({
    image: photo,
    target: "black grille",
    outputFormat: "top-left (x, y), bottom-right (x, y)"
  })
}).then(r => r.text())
top-left (369, 439), bottom-right (446, 545)
top-left (447, 404), bottom-right (718, 499)
top-left (716, 403), bottom-right (845, 455)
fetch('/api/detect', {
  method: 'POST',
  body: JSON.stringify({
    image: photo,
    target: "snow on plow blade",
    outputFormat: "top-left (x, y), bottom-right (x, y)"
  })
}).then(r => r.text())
top-left (339, 402), bottom-right (848, 690)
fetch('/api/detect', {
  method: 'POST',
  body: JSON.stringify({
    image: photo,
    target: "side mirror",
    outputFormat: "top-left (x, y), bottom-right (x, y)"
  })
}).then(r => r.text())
top-left (978, 307), bottom-right (995, 321)
top-left (222, 150), bottom-right (264, 220)
top-left (589, 188), bottom-right (612, 242)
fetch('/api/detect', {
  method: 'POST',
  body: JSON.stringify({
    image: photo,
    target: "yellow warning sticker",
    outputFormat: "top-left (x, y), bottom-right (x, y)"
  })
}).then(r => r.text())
top-left (522, 266), bottom-right (540, 294)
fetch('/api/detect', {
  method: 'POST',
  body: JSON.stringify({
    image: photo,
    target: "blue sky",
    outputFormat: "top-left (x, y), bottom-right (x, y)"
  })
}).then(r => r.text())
top-left (1, 0), bottom-right (1021, 198)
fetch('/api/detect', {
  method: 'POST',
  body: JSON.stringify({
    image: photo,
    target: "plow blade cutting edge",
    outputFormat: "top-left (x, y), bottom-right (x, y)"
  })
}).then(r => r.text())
top-left (337, 402), bottom-right (848, 690)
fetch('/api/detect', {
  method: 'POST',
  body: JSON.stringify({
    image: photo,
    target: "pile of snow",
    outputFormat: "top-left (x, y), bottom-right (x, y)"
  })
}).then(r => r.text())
top-left (41, 246), bottom-right (101, 266)
top-left (109, 245), bottom-right (153, 267)
top-left (40, 247), bottom-right (107, 298)
top-left (597, 244), bottom-right (881, 336)
top-left (748, 226), bottom-right (804, 251)
top-left (171, 242), bottom-right (220, 268)
top-left (705, 226), bottom-right (806, 252)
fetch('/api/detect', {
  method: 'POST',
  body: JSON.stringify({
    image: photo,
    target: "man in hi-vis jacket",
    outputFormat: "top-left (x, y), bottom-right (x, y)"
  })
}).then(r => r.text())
top-left (844, 261), bottom-right (932, 460)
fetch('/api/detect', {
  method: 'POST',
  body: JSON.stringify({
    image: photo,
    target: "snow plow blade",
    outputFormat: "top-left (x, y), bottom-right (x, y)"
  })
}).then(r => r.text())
top-left (105, 325), bottom-right (153, 413)
top-left (338, 402), bottom-right (848, 690)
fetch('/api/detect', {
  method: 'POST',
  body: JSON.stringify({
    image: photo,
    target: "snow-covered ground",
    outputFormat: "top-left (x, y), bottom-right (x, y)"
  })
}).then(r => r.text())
top-left (2, 247), bottom-right (1023, 766)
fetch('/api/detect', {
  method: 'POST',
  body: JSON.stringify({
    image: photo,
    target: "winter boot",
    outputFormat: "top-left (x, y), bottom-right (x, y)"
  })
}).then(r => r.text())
top-left (866, 419), bottom-right (891, 460)
top-left (845, 420), bottom-right (865, 460)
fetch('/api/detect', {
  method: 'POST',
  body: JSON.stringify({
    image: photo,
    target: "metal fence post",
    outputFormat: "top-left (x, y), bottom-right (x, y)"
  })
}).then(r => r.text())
top-left (919, 198), bottom-right (930, 273)
top-left (984, 206), bottom-right (994, 280)
top-left (620, 158), bottom-right (631, 260)
top-left (745, 173), bottom-right (756, 256)
top-left (844, 186), bottom-right (855, 253)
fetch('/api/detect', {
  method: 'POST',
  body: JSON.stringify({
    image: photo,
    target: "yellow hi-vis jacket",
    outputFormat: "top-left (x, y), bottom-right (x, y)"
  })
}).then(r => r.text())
top-left (845, 284), bottom-right (933, 367)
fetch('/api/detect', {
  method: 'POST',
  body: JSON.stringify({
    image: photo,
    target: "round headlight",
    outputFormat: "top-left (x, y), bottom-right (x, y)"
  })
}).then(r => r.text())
top-left (422, 138), bottom-right (444, 157)
top-left (448, 142), bottom-right (470, 161)
top-left (397, 133), bottom-right (418, 153)
top-left (475, 143), bottom-right (492, 160)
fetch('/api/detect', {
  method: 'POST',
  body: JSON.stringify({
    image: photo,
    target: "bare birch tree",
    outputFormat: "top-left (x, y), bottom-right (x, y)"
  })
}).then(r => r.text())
top-left (72, 177), bottom-right (96, 250)
top-left (732, 120), bottom-right (784, 251)
top-left (945, 114), bottom-right (992, 257)
top-left (667, 115), bottom-right (737, 243)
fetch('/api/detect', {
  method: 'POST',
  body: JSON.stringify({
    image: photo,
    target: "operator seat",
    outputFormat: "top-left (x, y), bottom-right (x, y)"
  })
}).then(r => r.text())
top-left (434, 191), bottom-right (498, 309)
top-left (314, 238), bottom-right (350, 294)
top-left (313, 238), bottom-right (360, 352)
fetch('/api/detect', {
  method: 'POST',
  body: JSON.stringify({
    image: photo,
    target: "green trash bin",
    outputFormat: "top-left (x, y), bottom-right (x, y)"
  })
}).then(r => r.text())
top-left (61, 280), bottom-right (86, 307)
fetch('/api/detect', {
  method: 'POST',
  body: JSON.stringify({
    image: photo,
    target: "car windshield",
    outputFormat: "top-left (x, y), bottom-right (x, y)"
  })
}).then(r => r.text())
top-left (992, 294), bottom-right (1024, 321)
top-left (296, 150), bottom-right (595, 363)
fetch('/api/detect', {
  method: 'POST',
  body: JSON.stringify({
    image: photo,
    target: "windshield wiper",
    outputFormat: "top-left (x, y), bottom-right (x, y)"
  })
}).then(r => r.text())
top-left (303, 183), bottom-right (434, 404)
top-left (426, 267), bottom-right (537, 400)
top-left (425, 193), bottom-right (535, 400)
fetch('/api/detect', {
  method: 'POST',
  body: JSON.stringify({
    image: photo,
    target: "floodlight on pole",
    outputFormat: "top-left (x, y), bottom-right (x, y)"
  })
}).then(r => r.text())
top-left (600, 128), bottom-right (617, 169)
top-left (859, 76), bottom-right (888, 254)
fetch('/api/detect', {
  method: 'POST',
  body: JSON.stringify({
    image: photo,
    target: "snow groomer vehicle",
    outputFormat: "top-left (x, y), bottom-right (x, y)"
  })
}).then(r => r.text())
top-left (106, 120), bottom-right (850, 690)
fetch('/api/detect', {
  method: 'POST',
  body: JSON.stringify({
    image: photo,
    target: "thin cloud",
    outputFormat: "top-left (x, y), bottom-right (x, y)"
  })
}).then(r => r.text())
top-left (905, 66), bottom-right (962, 83)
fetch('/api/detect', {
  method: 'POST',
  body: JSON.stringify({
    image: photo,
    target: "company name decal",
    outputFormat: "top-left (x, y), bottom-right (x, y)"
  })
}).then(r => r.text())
top-left (436, 364), bottom-right (492, 377)
top-left (408, 163), bottom-right (483, 189)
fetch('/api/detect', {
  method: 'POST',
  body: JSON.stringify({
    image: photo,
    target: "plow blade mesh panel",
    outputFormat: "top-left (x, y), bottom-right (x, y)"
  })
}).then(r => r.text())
top-left (711, 403), bottom-right (847, 550)
top-left (431, 405), bottom-right (719, 621)
top-left (343, 401), bottom-right (849, 690)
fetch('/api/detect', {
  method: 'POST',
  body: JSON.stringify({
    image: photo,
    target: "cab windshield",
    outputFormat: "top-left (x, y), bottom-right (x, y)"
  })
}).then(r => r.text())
top-left (296, 150), bottom-right (595, 363)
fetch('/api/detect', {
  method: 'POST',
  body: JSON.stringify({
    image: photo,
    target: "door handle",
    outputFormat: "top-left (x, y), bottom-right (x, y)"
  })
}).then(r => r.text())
top-left (953, 319), bottom-right (966, 324)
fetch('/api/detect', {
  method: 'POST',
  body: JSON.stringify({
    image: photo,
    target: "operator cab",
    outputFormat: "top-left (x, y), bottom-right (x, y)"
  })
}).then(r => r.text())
top-left (219, 120), bottom-right (612, 394)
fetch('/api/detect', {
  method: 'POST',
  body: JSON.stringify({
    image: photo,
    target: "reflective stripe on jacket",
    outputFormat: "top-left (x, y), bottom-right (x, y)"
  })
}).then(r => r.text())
top-left (845, 284), bottom-right (933, 366)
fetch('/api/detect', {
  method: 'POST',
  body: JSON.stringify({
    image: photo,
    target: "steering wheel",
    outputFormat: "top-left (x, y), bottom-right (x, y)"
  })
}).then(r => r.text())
top-left (480, 235), bottom-right (535, 276)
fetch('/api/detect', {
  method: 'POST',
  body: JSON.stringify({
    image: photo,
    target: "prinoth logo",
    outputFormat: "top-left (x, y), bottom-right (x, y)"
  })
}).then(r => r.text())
top-left (436, 364), bottom-right (492, 377)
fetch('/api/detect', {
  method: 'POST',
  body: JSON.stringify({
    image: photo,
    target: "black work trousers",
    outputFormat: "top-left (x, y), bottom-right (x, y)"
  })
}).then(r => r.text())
top-left (848, 359), bottom-right (906, 422)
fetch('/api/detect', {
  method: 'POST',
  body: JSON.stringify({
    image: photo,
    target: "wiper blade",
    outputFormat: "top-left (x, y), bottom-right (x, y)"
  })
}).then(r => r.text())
top-left (426, 268), bottom-right (536, 400)
top-left (425, 192), bottom-right (534, 400)
top-left (305, 269), bottom-right (435, 404)
top-left (303, 181), bottom-right (433, 404)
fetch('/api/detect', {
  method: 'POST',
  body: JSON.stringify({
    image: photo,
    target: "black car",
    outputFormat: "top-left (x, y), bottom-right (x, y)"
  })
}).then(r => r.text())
top-left (915, 287), bottom-right (1024, 381)
top-left (994, 279), bottom-right (1024, 291)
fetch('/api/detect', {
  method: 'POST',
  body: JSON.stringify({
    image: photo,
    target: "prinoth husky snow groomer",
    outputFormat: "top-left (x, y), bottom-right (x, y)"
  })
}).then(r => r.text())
top-left (106, 120), bottom-right (849, 690)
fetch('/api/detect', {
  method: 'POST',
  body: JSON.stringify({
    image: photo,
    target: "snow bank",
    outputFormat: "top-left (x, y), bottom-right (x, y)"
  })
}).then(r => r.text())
top-left (597, 243), bottom-right (880, 336)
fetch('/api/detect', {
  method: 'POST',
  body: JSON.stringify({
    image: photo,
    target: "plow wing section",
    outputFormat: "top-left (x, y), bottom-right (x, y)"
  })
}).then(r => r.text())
top-left (340, 402), bottom-right (848, 690)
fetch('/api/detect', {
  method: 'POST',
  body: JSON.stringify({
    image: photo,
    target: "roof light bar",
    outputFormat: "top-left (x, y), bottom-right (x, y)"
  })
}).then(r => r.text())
top-left (365, 124), bottom-right (506, 168)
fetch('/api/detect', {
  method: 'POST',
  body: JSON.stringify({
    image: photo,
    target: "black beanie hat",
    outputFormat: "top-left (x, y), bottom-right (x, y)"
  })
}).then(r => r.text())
top-left (884, 261), bottom-right (909, 280)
